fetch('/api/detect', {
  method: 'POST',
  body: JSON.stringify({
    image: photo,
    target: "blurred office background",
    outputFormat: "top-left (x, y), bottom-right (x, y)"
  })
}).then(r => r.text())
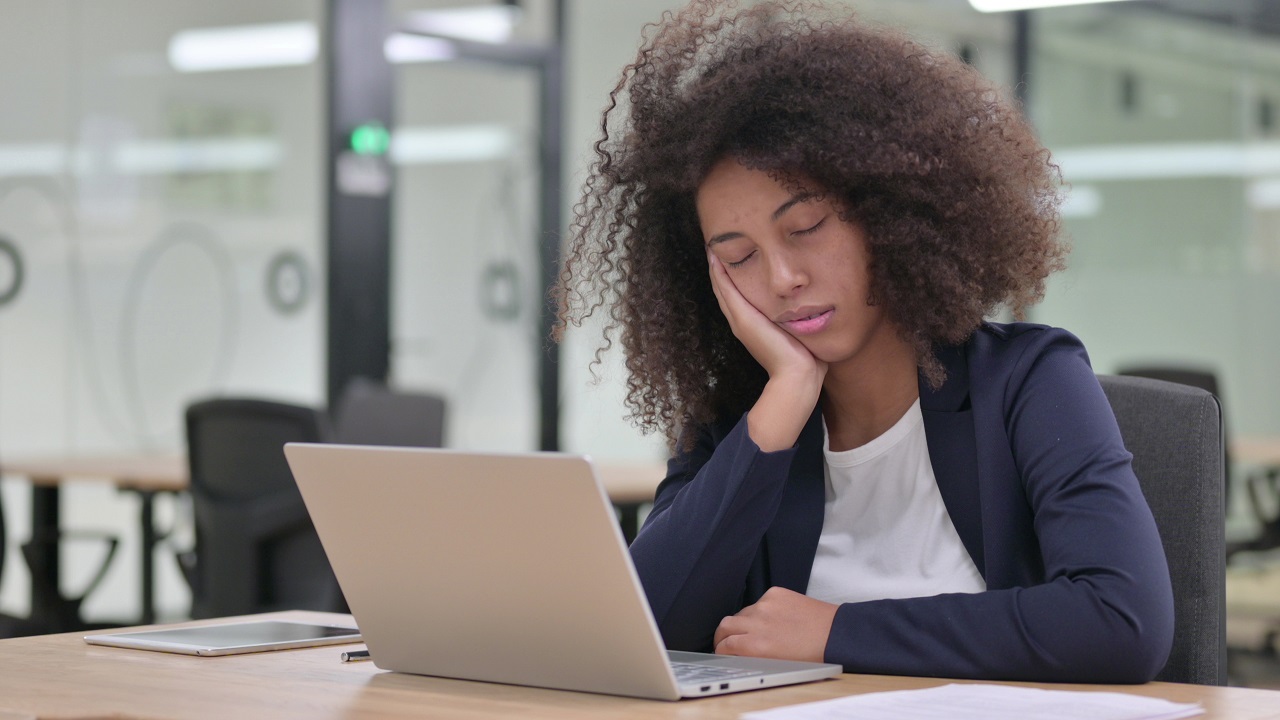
top-left (1, 0), bottom-right (1279, 680)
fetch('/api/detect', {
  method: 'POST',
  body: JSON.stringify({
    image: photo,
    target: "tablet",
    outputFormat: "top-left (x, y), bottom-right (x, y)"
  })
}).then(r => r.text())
top-left (84, 620), bottom-right (361, 656)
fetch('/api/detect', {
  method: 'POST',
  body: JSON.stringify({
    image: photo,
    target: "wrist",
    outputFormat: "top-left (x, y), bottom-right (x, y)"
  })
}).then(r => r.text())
top-left (747, 374), bottom-right (822, 452)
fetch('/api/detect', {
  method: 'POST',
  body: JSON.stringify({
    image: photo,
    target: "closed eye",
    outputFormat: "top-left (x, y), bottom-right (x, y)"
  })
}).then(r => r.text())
top-left (726, 250), bottom-right (756, 269)
top-left (793, 216), bottom-right (828, 236)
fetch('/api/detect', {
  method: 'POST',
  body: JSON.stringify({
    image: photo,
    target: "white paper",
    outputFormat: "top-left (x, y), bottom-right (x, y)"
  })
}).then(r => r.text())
top-left (741, 683), bottom-right (1205, 720)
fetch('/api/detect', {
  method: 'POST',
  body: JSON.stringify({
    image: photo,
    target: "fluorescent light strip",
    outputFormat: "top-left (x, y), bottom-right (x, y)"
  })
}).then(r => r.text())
top-left (0, 128), bottom-right (513, 179)
top-left (7, 137), bottom-right (1269, 180)
top-left (1054, 143), bottom-right (1280, 181)
top-left (169, 22), bottom-right (317, 73)
top-left (1247, 179), bottom-right (1280, 209)
top-left (391, 126), bottom-right (515, 164)
top-left (385, 33), bottom-right (458, 64)
top-left (0, 144), bottom-right (66, 177)
top-left (1060, 185), bottom-right (1102, 218)
top-left (113, 139), bottom-right (281, 174)
top-left (969, 0), bottom-right (1136, 12)
top-left (405, 6), bottom-right (520, 43)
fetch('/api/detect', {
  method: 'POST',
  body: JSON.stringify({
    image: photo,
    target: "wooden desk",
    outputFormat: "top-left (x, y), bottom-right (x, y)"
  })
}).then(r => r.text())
top-left (0, 611), bottom-right (1278, 719)
top-left (2, 455), bottom-right (665, 629)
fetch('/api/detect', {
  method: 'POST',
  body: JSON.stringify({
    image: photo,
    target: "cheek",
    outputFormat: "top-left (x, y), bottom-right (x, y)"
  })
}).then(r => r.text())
top-left (725, 268), bottom-right (772, 312)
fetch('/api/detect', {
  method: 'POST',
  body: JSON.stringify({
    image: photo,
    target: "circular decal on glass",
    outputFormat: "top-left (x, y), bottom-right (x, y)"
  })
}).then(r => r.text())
top-left (266, 250), bottom-right (310, 314)
top-left (0, 235), bottom-right (24, 308)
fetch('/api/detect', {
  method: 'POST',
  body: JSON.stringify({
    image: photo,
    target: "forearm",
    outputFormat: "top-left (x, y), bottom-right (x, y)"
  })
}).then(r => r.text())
top-left (825, 574), bottom-right (1172, 682)
top-left (747, 369), bottom-right (823, 452)
top-left (630, 417), bottom-right (799, 650)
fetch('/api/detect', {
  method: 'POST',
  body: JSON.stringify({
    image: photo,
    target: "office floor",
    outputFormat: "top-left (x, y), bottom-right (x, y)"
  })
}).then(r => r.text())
top-left (1226, 547), bottom-right (1280, 689)
top-left (1229, 648), bottom-right (1280, 689)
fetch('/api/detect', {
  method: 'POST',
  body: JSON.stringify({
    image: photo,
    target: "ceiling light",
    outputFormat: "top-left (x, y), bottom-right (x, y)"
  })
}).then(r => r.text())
top-left (405, 6), bottom-right (521, 43)
top-left (969, 0), bottom-right (1137, 12)
top-left (391, 125), bottom-right (514, 165)
top-left (169, 22), bottom-right (317, 73)
top-left (384, 33), bottom-right (458, 64)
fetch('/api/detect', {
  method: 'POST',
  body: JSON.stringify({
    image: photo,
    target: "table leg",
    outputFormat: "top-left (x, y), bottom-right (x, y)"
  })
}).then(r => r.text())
top-left (617, 502), bottom-right (640, 545)
top-left (137, 490), bottom-right (158, 625)
top-left (27, 485), bottom-right (61, 631)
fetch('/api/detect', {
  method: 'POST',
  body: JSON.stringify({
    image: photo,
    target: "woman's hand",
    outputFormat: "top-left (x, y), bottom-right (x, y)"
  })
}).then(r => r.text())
top-left (713, 587), bottom-right (837, 664)
top-left (708, 253), bottom-right (826, 451)
top-left (707, 253), bottom-right (825, 383)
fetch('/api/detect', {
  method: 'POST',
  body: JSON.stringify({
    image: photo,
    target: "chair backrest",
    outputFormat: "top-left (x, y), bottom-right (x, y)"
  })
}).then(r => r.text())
top-left (332, 377), bottom-right (446, 448)
top-left (1116, 366), bottom-right (1230, 488)
top-left (1097, 374), bottom-right (1226, 685)
top-left (184, 397), bottom-right (344, 619)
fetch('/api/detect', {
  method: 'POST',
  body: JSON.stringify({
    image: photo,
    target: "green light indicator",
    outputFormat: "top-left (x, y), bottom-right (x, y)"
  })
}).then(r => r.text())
top-left (350, 123), bottom-right (391, 156)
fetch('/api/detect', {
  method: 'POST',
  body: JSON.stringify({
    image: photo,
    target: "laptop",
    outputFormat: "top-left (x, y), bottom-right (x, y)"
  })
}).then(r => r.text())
top-left (284, 443), bottom-right (842, 700)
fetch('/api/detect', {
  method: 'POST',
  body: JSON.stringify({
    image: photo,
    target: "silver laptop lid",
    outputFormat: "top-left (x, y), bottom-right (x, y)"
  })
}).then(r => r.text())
top-left (285, 443), bottom-right (683, 700)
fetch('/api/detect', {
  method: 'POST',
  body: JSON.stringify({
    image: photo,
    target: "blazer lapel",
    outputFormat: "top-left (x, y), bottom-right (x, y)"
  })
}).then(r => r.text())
top-left (762, 407), bottom-right (826, 593)
top-left (920, 343), bottom-right (987, 577)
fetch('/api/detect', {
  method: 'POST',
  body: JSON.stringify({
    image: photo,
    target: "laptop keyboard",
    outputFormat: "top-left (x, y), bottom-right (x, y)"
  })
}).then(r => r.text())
top-left (671, 661), bottom-right (762, 683)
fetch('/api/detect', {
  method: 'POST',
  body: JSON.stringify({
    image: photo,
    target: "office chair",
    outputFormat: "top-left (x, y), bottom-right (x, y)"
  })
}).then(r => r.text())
top-left (332, 377), bottom-right (446, 448)
top-left (1098, 374), bottom-right (1226, 685)
top-left (1119, 365), bottom-right (1280, 558)
top-left (1117, 366), bottom-right (1231, 502)
top-left (181, 398), bottom-right (345, 619)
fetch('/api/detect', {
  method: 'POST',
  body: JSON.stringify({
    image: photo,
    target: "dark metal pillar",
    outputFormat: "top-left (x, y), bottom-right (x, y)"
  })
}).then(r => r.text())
top-left (1013, 10), bottom-right (1032, 111)
top-left (325, 0), bottom-right (395, 404)
top-left (537, 0), bottom-right (565, 452)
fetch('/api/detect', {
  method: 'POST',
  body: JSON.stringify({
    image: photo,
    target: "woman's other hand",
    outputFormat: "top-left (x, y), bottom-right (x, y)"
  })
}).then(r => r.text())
top-left (713, 587), bottom-right (837, 664)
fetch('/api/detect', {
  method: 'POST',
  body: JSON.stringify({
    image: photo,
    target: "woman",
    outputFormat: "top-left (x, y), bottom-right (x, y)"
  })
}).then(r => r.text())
top-left (556, 0), bottom-right (1174, 683)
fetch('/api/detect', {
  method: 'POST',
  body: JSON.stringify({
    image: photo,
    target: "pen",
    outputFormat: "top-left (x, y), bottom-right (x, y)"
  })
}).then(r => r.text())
top-left (341, 649), bottom-right (372, 663)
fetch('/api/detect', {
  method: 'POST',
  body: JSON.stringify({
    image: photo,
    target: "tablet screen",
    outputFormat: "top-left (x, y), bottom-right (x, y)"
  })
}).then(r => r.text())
top-left (84, 620), bottom-right (361, 656)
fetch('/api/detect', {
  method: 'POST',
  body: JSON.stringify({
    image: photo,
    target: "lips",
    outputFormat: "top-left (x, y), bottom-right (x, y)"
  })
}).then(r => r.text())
top-left (776, 307), bottom-right (834, 335)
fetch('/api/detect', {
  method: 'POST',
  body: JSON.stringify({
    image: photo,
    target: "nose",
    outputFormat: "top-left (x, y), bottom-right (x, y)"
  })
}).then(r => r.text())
top-left (766, 247), bottom-right (809, 297)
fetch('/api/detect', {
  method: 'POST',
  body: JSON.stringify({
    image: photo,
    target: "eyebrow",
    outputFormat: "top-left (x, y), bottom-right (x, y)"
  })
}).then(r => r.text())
top-left (705, 191), bottom-right (819, 247)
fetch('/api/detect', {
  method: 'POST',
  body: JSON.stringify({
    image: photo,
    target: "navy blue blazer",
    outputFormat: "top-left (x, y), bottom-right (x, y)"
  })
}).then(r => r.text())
top-left (630, 323), bottom-right (1175, 682)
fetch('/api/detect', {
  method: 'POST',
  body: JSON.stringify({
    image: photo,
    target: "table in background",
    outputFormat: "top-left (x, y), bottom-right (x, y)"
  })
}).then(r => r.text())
top-left (2, 455), bottom-right (186, 631)
top-left (595, 461), bottom-right (666, 542)
top-left (1, 611), bottom-right (1278, 720)
top-left (2, 456), bottom-right (665, 630)
top-left (1233, 437), bottom-right (1280, 470)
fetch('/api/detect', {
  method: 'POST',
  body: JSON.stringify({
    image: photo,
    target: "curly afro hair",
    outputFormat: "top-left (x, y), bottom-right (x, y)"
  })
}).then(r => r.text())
top-left (556, 0), bottom-right (1068, 447)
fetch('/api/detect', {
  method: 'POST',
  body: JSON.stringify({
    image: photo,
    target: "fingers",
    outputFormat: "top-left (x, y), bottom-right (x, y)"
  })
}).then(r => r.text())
top-left (707, 252), bottom-right (746, 333)
top-left (712, 588), bottom-right (838, 663)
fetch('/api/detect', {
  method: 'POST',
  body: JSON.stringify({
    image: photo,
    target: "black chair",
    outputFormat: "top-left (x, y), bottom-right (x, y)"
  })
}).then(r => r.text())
top-left (181, 398), bottom-right (345, 619)
top-left (332, 377), bottom-right (446, 448)
top-left (1118, 367), bottom-right (1229, 498)
top-left (1098, 374), bottom-right (1226, 685)
top-left (1118, 365), bottom-right (1280, 558)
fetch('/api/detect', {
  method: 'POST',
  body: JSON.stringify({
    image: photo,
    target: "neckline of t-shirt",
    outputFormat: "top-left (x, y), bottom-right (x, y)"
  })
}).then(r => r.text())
top-left (822, 397), bottom-right (923, 467)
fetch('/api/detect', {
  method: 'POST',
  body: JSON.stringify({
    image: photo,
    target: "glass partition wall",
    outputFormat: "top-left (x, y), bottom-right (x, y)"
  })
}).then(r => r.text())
top-left (0, 0), bottom-right (325, 623)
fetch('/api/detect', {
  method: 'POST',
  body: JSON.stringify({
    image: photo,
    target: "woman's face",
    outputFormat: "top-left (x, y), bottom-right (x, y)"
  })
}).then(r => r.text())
top-left (695, 157), bottom-right (891, 368)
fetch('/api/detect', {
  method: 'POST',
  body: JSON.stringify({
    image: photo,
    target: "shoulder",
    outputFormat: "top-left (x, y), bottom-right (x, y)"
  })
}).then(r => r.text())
top-left (955, 322), bottom-right (1097, 412)
top-left (965, 322), bottom-right (1091, 380)
top-left (966, 321), bottom-right (1087, 362)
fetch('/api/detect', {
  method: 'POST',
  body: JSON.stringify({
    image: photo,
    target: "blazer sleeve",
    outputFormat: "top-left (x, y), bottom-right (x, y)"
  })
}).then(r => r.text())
top-left (823, 331), bottom-right (1175, 683)
top-left (629, 415), bottom-right (799, 651)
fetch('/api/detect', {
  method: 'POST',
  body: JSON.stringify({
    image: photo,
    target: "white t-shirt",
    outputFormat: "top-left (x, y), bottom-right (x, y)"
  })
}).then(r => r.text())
top-left (806, 398), bottom-right (986, 605)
